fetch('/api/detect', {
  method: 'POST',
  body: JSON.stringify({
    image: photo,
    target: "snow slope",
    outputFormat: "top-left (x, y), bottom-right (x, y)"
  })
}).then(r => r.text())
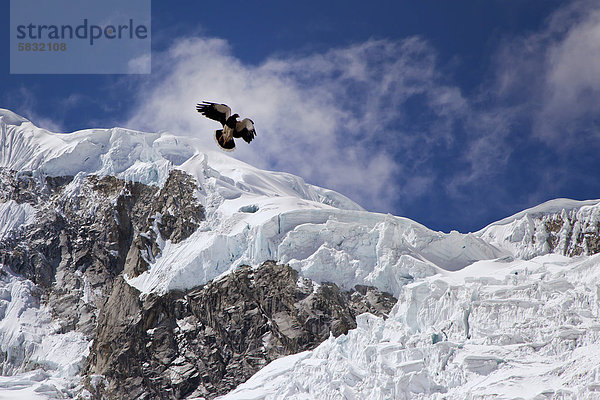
top-left (221, 254), bottom-right (600, 400)
top-left (2, 109), bottom-right (600, 399)
top-left (0, 109), bottom-right (505, 297)
top-left (0, 201), bottom-right (36, 241)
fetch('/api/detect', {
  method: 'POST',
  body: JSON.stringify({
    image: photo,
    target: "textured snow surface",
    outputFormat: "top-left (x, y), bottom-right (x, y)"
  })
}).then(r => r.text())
top-left (0, 265), bottom-right (89, 398)
top-left (2, 110), bottom-right (600, 399)
top-left (477, 199), bottom-right (600, 259)
top-left (221, 253), bottom-right (600, 400)
top-left (127, 201), bottom-right (505, 296)
top-left (135, 156), bottom-right (505, 294)
top-left (0, 201), bottom-right (36, 241)
top-left (0, 109), bottom-right (504, 296)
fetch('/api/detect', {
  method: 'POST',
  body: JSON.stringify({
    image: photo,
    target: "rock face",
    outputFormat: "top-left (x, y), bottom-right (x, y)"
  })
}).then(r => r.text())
top-left (0, 168), bottom-right (198, 378)
top-left (124, 170), bottom-right (205, 278)
top-left (87, 261), bottom-right (396, 399)
top-left (0, 171), bottom-right (150, 338)
top-left (478, 200), bottom-right (600, 259)
top-left (0, 167), bottom-right (395, 399)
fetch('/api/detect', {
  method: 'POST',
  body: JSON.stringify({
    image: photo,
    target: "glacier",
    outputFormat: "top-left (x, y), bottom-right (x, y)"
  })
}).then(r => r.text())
top-left (1, 108), bottom-right (600, 399)
top-left (221, 253), bottom-right (600, 399)
top-left (0, 264), bottom-right (89, 399)
top-left (0, 108), bottom-right (504, 297)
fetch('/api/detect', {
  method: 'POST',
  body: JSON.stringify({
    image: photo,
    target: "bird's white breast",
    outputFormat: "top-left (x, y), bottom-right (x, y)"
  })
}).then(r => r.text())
top-left (223, 124), bottom-right (234, 141)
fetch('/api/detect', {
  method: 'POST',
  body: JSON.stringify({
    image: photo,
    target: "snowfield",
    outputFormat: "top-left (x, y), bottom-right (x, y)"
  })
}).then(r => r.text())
top-left (1, 109), bottom-right (600, 399)
top-left (221, 254), bottom-right (600, 399)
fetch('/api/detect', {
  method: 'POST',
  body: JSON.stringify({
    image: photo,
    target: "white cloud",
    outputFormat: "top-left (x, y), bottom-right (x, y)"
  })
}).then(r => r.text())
top-left (540, 6), bottom-right (600, 142)
top-left (122, 1), bottom-right (600, 217)
top-left (445, 0), bottom-right (600, 201)
top-left (492, 0), bottom-right (600, 145)
top-left (124, 36), bottom-right (467, 213)
top-left (127, 53), bottom-right (151, 74)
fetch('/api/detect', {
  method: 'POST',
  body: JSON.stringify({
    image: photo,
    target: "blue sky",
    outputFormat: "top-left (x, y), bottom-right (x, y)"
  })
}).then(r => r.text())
top-left (2, 0), bottom-right (600, 232)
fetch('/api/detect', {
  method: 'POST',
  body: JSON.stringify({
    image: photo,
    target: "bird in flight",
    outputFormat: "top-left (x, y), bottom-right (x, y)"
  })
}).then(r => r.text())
top-left (196, 101), bottom-right (256, 151)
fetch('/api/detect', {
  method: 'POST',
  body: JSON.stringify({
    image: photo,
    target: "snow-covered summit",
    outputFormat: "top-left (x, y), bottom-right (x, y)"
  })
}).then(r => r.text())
top-left (0, 110), bottom-right (506, 296)
top-left (0, 108), bottom-right (357, 210)
top-left (0, 109), bottom-right (28, 126)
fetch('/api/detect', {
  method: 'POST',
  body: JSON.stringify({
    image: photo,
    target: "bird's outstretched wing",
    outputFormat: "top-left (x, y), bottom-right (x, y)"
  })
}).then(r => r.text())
top-left (234, 118), bottom-right (256, 143)
top-left (196, 101), bottom-right (231, 125)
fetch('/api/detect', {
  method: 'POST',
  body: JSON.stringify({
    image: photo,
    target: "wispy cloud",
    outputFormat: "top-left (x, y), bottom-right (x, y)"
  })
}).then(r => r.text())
top-left (125, 36), bottom-right (468, 213)
top-left (442, 0), bottom-right (600, 215)
top-left (2, 87), bottom-right (65, 132)
top-left (122, 0), bottom-right (600, 228)
top-left (492, 0), bottom-right (600, 146)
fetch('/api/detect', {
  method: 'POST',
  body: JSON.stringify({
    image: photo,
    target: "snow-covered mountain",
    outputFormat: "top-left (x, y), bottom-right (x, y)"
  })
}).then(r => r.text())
top-left (0, 109), bottom-right (509, 297)
top-left (1, 109), bottom-right (599, 399)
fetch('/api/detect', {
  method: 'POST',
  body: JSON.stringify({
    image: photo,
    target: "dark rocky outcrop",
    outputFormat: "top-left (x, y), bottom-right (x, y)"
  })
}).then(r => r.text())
top-left (124, 170), bottom-right (205, 279)
top-left (86, 261), bottom-right (396, 400)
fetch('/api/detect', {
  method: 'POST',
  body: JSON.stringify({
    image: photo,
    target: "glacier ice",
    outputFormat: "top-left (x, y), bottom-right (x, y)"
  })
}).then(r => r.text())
top-left (2, 109), bottom-right (600, 399)
top-left (2, 109), bottom-right (504, 296)
top-left (0, 265), bottom-right (89, 397)
top-left (221, 254), bottom-right (600, 400)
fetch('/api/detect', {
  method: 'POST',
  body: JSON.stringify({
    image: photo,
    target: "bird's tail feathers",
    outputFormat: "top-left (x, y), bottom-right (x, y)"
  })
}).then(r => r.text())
top-left (214, 129), bottom-right (235, 151)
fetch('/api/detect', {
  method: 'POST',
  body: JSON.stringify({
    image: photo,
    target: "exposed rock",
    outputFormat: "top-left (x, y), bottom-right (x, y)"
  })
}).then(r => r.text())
top-left (542, 213), bottom-right (600, 256)
top-left (124, 169), bottom-right (205, 279)
top-left (479, 203), bottom-right (600, 259)
top-left (151, 169), bottom-right (204, 244)
top-left (0, 167), bottom-right (396, 399)
top-left (0, 168), bottom-right (204, 366)
top-left (87, 261), bottom-right (396, 399)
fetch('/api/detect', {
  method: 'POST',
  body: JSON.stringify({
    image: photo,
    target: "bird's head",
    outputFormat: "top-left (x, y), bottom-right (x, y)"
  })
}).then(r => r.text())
top-left (232, 114), bottom-right (240, 119)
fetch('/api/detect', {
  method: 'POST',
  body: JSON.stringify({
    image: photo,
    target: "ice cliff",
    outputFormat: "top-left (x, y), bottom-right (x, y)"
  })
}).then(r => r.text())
top-left (1, 109), bottom-right (599, 399)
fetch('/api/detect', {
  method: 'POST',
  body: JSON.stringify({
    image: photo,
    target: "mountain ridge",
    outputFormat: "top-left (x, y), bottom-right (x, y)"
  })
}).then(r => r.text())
top-left (0, 109), bottom-right (506, 297)
top-left (1, 109), bottom-right (600, 399)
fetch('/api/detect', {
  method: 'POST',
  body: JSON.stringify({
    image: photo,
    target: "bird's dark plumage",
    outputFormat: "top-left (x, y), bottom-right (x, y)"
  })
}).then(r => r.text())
top-left (234, 118), bottom-right (257, 143)
top-left (196, 101), bottom-right (230, 125)
top-left (196, 101), bottom-right (257, 151)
